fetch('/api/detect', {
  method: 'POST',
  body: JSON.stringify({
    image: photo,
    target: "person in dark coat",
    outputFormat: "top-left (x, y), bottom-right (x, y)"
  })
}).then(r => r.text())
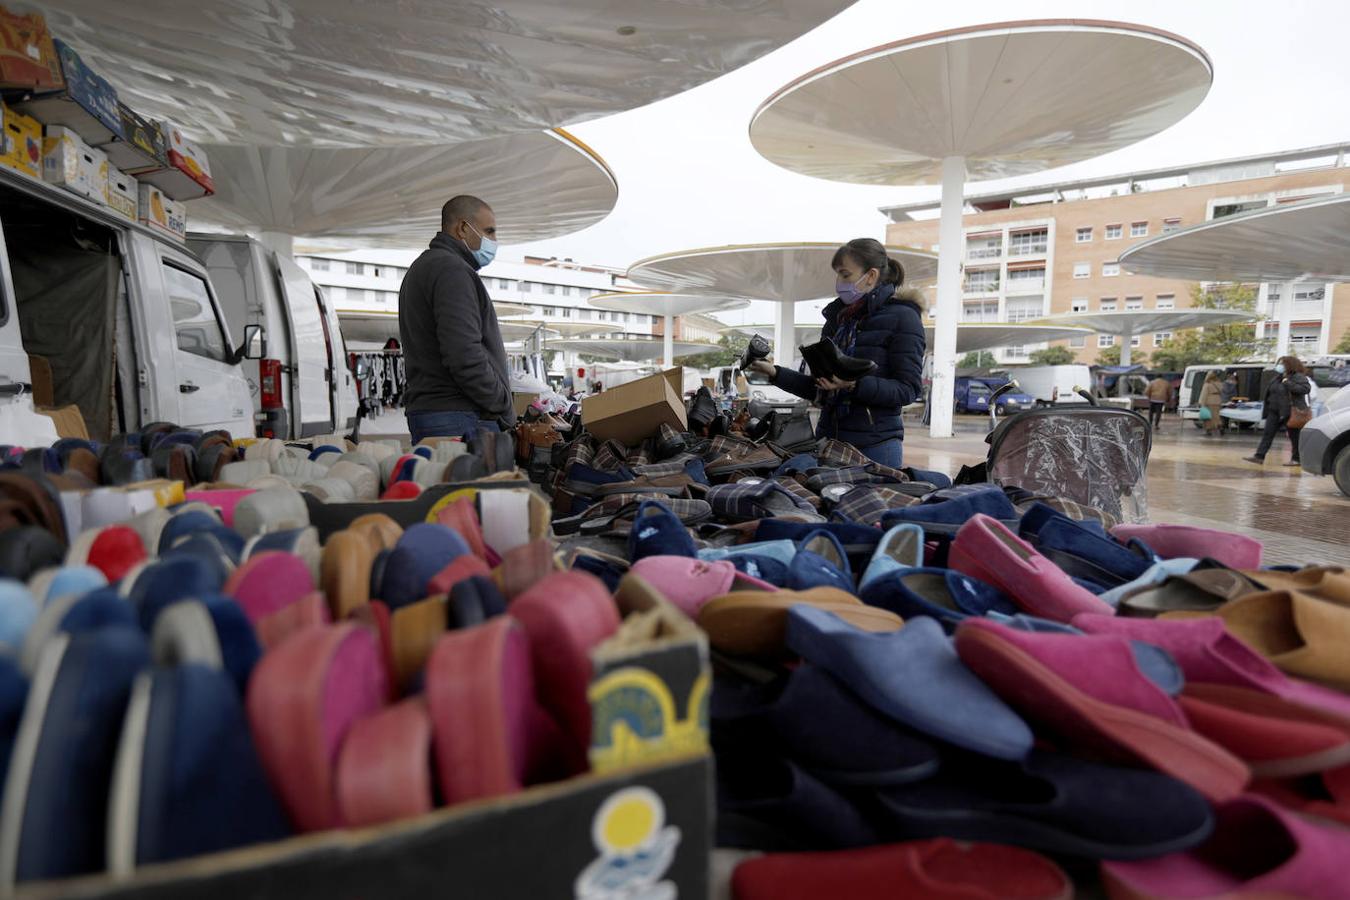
top-left (1244, 355), bottom-right (1311, 466)
top-left (747, 238), bottom-right (926, 467)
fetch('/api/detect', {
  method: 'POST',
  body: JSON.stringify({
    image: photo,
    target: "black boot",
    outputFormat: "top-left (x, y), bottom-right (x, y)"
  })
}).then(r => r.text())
top-left (737, 333), bottom-right (771, 372)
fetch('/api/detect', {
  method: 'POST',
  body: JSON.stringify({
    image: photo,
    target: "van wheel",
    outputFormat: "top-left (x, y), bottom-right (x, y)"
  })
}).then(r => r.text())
top-left (1334, 446), bottom-right (1350, 498)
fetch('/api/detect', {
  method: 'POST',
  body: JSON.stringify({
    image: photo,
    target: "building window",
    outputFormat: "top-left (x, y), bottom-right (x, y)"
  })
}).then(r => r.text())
top-left (498, 278), bottom-right (513, 290)
top-left (1162, 218), bottom-right (1182, 234)
top-left (966, 234), bottom-right (1002, 260)
top-left (1125, 296), bottom-right (1143, 311)
top-left (543, 284), bottom-right (556, 295)
top-left (327, 287), bottom-right (346, 301)
top-left (1070, 335), bottom-right (1087, 348)
top-left (1213, 199), bottom-right (1267, 219)
top-left (1071, 297), bottom-right (1088, 313)
top-left (1130, 335), bottom-right (1142, 348)
top-left (562, 286), bottom-right (574, 296)
top-left (1099, 299), bottom-right (1117, 312)
top-left (309, 258), bottom-right (330, 272)
top-left (1007, 228), bottom-right (1048, 257)
top-left (962, 299), bottom-right (999, 322)
top-left (1005, 345), bottom-right (1028, 359)
top-left (1154, 332), bottom-right (1172, 346)
top-left (1005, 297), bottom-right (1044, 322)
top-left (1006, 267), bottom-right (1045, 293)
top-left (560, 307), bottom-right (572, 318)
top-left (1075, 227), bottom-right (1093, 243)
top-left (964, 268), bottom-right (1000, 293)
top-left (1156, 294), bottom-right (1175, 310)
top-left (1105, 224), bottom-right (1123, 240)
top-left (1072, 262), bottom-right (1090, 279)
top-left (579, 309), bottom-right (591, 320)
top-left (1102, 262), bottom-right (1120, 277)
top-left (1130, 221), bottom-right (1148, 238)
top-left (345, 261), bottom-right (363, 275)
top-left (520, 282), bottom-right (533, 293)
top-left (1098, 334), bottom-right (1115, 348)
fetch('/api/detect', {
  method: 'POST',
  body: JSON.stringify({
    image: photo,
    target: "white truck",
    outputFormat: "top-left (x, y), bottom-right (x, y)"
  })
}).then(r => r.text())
top-left (1008, 364), bottom-right (1094, 407)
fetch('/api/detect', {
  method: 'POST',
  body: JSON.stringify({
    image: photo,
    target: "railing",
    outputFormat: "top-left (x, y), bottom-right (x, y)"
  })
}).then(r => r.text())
top-left (1007, 243), bottom-right (1048, 257)
top-left (1004, 279), bottom-right (1045, 295)
top-left (963, 282), bottom-right (1000, 296)
top-left (966, 246), bottom-right (1002, 260)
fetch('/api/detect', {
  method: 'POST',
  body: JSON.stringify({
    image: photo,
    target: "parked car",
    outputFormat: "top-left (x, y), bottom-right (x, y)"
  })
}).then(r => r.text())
top-left (189, 234), bottom-right (359, 439)
top-left (1009, 365), bottom-right (1094, 407)
top-left (728, 365), bottom-right (805, 410)
top-left (1300, 382), bottom-right (1350, 497)
top-left (0, 167), bottom-right (252, 441)
top-left (954, 376), bottom-right (1032, 414)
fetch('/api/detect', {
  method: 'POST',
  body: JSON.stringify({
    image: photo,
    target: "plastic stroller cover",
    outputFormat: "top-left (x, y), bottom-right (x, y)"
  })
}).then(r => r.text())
top-left (986, 407), bottom-right (1151, 523)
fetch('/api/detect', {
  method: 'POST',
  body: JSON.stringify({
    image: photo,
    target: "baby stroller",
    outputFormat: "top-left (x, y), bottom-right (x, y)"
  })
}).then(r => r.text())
top-left (979, 383), bottom-right (1152, 523)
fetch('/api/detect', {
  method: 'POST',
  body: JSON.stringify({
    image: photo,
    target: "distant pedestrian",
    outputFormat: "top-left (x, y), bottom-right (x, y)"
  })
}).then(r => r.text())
top-left (1197, 370), bottom-right (1223, 438)
top-left (1221, 372), bottom-right (1238, 404)
top-left (1243, 356), bottom-right (1311, 466)
top-left (1145, 375), bottom-right (1171, 430)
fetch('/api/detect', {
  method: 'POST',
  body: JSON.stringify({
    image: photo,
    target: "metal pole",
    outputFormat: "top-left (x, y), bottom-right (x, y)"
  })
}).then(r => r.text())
top-left (929, 155), bottom-right (966, 439)
top-left (663, 313), bottom-right (674, 368)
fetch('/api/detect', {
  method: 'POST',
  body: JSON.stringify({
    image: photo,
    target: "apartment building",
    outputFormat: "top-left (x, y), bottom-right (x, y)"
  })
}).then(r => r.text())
top-left (883, 143), bottom-right (1350, 364)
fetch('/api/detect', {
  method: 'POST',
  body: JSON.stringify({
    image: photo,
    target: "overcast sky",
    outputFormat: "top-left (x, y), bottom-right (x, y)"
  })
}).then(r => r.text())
top-left (407, 0), bottom-right (1350, 327)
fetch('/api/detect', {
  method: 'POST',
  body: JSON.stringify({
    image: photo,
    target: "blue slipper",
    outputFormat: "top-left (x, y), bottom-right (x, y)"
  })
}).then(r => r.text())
top-left (160, 529), bottom-right (242, 572)
top-left (156, 510), bottom-right (226, 556)
top-left (0, 657), bottom-right (27, 808)
top-left (107, 664), bottom-right (289, 871)
top-left (447, 575), bottom-right (507, 629)
top-left (903, 466), bottom-right (951, 489)
top-left (27, 566), bottom-right (106, 608)
top-left (861, 568), bottom-right (1016, 627)
top-left (715, 753), bottom-right (877, 852)
top-left (124, 556), bottom-right (229, 632)
top-left (729, 554), bottom-right (791, 588)
top-left (150, 596), bottom-right (262, 696)
top-left (755, 521), bottom-right (883, 574)
top-left (774, 454), bottom-right (819, 477)
top-left (20, 588), bottom-right (138, 676)
top-left (860, 523), bottom-right (925, 589)
top-left (873, 748), bottom-right (1213, 860)
top-left (699, 539), bottom-right (797, 567)
top-left (1098, 558), bottom-right (1200, 606)
top-left (788, 530), bottom-right (854, 593)
top-left (1033, 517), bottom-right (1153, 587)
top-left (1018, 502), bottom-right (1110, 540)
top-left (380, 523), bottom-right (470, 609)
top-left (0, 627), bottom-right (149, 884)
top-left (0, 581), bottom-right (38, 652)
top-left (881, 485), bottom-right (1019, 536)
top-left (627, 500), bottom-right (697, 561)
top-left (712, 665), bottom-right (939, 786)
top-left (785, 608), bottom-right (1032, 760)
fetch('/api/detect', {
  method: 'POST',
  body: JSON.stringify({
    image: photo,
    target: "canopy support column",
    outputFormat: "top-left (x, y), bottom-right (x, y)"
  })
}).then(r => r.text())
top-left (1274, 282), bottom-right (1294, 359)
top-left (1120, 330), bottom-right (1133, 367)
top-left (663, 314), bottom-right (675, 368)
top-left (774, 301), bottom-right (795, 370)
top-left (929, 155), bottom-right (966, 439)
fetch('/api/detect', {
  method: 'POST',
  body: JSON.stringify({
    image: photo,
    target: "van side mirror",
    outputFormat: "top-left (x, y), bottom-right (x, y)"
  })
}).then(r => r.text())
top-left (242, 324), bottom-right (266, 360)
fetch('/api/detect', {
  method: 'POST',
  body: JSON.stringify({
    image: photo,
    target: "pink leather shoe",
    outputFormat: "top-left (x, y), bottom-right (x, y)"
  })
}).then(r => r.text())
top-left (335, 697), bottom-right (434, 828)
top-left (1110, 523), bottom-right (1261, 569)
top-left (950, 515), bottom-right (1112, 622)
top-left (224, 551), bottom-right (315, 625)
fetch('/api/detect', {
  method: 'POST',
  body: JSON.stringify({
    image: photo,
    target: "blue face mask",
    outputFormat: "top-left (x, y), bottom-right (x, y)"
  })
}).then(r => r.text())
top-left (465, 223), bottom-right (497, 268)
top-left (1275, 363), bottom-right (1286, 374)
top-left (836, 275), bottom-right (873, 305)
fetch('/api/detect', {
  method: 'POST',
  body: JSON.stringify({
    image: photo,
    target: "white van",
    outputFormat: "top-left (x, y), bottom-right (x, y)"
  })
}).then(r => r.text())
top-left (1009, 365), bottom-right (1094, 407)
top-left (1301, 366), bottom-right (1350, 497)
top-left (1179, 364), bottom-right (1271, 429)
top-left (711, 365), bottom-right (802, 410)
top-left (188, 234), bottom-right (359, 439)
top-left (0, 167), bottom-right (252, 441)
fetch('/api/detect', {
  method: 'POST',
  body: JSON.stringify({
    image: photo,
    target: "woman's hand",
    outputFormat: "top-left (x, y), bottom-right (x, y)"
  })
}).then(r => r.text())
top-left (815, 375), bottom-right (855, 392)
top-left (747, 359), bottom-right (776, 378)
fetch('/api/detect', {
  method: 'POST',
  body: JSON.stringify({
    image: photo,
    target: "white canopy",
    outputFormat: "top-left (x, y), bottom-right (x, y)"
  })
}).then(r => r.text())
top-left (1028, 310), bottom-right (1255, 365)
top-left (546, 336), bottom-right (717, 362)
top-left (748, 19), bottom-right (1212, 438)
top-left (1119, 194), bottom-right (1350, 284)
top-left (589, 292), bottom-right (750, 317)
top-left (195, 130), bottom-right (616, 247)
top-left (339, 308), bottom-right (547, 344)
top-left (44, 0), bottom-right (853, 146)
top-left (925, 322), bottom-right (1095, 354)
top-left (499, 319), bottom-right (622, 337)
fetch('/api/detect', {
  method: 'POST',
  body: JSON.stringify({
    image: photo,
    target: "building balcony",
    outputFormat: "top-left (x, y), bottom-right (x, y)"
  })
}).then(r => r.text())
top-left (1004, 279), bottom-right (1046, 296)
top-left (966, 246), bottom-right (1002, 261)
top-left (963, 283), bottom-right (1000, 297)
top-left (1007, 244), bottom-right (1048, 258)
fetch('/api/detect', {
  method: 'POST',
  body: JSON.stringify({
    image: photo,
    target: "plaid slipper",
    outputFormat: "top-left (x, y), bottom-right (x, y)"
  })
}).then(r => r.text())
top-left (708, 480), bottom-right (823, 523)
top-left (830, 485), bottom-right (924, 527)
top-left (816, 439), bottom-right (869, 469)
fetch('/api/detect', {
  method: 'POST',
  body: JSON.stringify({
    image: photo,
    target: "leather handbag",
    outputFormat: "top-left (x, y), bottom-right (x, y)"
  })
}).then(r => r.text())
top-left (1287, 405), bottom-right (1312, 429)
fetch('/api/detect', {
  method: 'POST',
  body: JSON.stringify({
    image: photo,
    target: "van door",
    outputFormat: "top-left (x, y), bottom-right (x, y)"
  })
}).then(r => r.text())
top-left (0, 216), bottom-right (30, 399)
top-left (313, 282), bottom-right (359, 429)
top-left (273, 254), bottom-right (333, 437)
top-left (155, 246), bottom-right (252, 435)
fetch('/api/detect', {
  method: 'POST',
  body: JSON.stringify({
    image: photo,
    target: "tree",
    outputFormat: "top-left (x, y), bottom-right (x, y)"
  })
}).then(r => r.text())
top-left (1096, 345), bottom-right (1122, 366)
top-left (1335, 327), bottom-right (1350, 354)
top-left (959, 351), bottom-right (997, 368)
top-left (1027, 346), bottom-right (1077, 365)
top-left (674, 333), bottom-right (749, 370)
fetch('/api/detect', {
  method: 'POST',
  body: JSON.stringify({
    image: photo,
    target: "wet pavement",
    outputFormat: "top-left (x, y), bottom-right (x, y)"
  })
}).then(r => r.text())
top-left (903, 412), bottom-right (1350, 568)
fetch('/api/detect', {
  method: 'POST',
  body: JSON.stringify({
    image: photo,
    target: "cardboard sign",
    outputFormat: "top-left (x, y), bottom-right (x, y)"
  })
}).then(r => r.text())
top-left (582, 368), bottom-right (687, 446)
top-left (0, 7), bottom-right (60, 92)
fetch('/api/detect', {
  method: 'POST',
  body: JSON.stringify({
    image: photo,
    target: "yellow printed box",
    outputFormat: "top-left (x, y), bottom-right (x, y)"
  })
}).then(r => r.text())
top-left (0, 102), bottom-right (40, 178)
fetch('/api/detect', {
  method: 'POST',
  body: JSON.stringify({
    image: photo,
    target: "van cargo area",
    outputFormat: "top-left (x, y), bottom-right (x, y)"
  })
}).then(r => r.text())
top-left (1, 182), bottom-right (124, 439)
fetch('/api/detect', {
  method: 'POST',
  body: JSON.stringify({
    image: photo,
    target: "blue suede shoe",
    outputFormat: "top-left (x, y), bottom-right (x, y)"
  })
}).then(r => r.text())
top-left (860, 523), bottom-right (925, 589)
top-left (20, 588), bottom-right (139, 676)
top-left (715, 753), bottom-right (877, 852)
top-left (0, 627), bottom-right (149, 884)
top-left (107, 664), bottom-right (290, 871)
top-left (0, 581), bottom-right (38, 653)
top-left (1018, 501), bottom-right (1109, 541)
top-left (788, 530), bottom-right (854, 592)
top-left (712, 665), bottom-right (939, 787)
top-left (27, 566), bottom-right (105, 608)
top-left (755, 521), bottom-right (882, 574)
top-left (150, 596), bottom-right (261, 697)
top-left (1034, 516), bottom-right (1153, 587)
top-left (0, 657), bottom-right (27, 808)
top-left (862, 568), bottom-right (1016, 627)
top-left (729, 555), bottom-right (791, 588)
top-left (774, 454), bottom-right (819, 477)
top-left (1098, 558), bottom-right (1200, 606)
top-left (380, 523), bottom-right (470, 609)
top-left (627, 500), bottom-right (697, 561)
top-left (160, 529), bottom-right (242, 571)
top-left (156, 510), bottom-right (225, 556)
top-left (123, 556), bottom-right (229, 632)
top-left (881, 484), bottom-right (1019, 535)
top-left (785, 608), bottom-right (1032, 760)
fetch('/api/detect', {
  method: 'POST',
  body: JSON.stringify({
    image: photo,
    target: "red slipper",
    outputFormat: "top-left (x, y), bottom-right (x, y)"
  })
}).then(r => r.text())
top-left (494, 539), bottom-right (556, 599)
top-left (425, 616), bottom-right (540, 804)
top-left (426, 553), bottom-right (491, 596)
top-left (435, 496), bottom-right (489, 560)
top-left (224, 551), bottom-right (315, 625)
top-left (335, 697), bottom-right (434, 828)
top-left (255, 591), bottom-right (332, 650)
top-left (955, 618), bottom-right (1249, 802)
top-left (509, 571), bottom-right (620, 772)
top-left (68, 525), bottom-right (146, 583)
top-left (1179, 683), bottom-right (1350, 778)
top-left (246, 623), bottom-right (388, 831)
top-left (732, 838), bottom-right (1072, 900)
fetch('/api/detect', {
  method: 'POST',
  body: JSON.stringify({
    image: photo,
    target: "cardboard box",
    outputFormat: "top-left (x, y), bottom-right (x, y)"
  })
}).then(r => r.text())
top-left (0, 102), bottom-right (40, 178)
top-left (104, 167), bottom-right (137, 220)
top-left (140, 119), bottom-right (213, 199)
top-left (14, 39), bottom-right (122, 146)
top-left (299, 478), bottom-right (538, 542)
top-left (0, 7), bottom-right (60, 93)
top-left (136, 182), bottom-right (185, 240)
top-left (512, 392), bottom-right (539, 416)
top-left (42, 126), bottom-right (107, 203)
top-left (97, 102), bottom-right (168, 174)
top-left (582, 367), bottom-right (687, 446)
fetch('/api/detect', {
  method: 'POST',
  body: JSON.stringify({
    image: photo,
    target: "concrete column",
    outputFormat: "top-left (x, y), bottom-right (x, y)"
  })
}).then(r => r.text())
top-left (1120, 330), bottom-right (1133, 367)
top-left (928, 155), bottom-right (966, 439)
top-left (774, 301), bottom-right (795, 369)
top-left (663, 314), bottom-right (674, 368)
top-left (1275, 282), bottom-right (1293, 358)
top-left (257, 231), bottom-right (294, 259)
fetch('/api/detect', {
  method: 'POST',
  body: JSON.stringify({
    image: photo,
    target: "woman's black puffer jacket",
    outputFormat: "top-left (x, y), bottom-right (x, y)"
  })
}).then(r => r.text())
top-left (773, 282), bottom-right (926, 448)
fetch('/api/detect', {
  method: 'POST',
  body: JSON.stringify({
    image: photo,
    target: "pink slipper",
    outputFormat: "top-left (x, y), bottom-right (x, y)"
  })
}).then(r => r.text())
top-left (425, 616), bottom-right (538, 804)
top-left (255, 591), bottom-right (332, 650)
top-left (382, 481), bottom-right (423, 501)
top-left (183, 488), bottom-right (256, 528)
top-left (1111, 523), bottom-right (1261, 569)
top-left (494, 539), bottom-right (556, 599)
top-left (510, 571), bottom-right (620, 772)
top-left (1102, 795), bottom-right (1350, 899)
top-left (426, 553), bottom-right (491, 596)
top-left (246, 623), bottom-right (387, 831)
top-left (435, 496), bottom-right (490, 561)
top-left (224, 551), bottom-right (315, 625)
top-left (630, 555), bottom-right (775, 619)
top-left (950, 514), bottom-right (1112, 622)
top-left (335, 697), bottom-right (434, 828)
